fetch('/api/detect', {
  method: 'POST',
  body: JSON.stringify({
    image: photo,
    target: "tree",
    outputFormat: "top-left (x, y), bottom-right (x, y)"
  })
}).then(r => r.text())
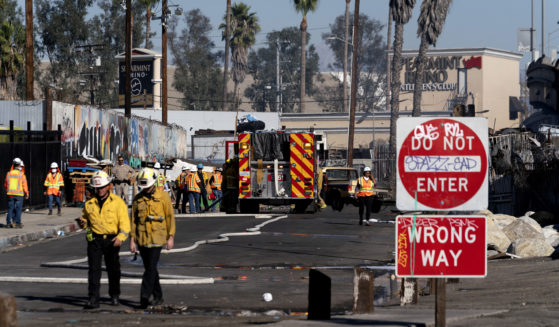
top-left (222, 0), bottom-right (231, 111)
top-left (138, 0), bottom-right (160, 49)
top-left (411, 0), bottom-right (452, 117)
top-left (319, 13), bottom-right (386, 113)
top-left (293, 0), bottom-right (318, 112)
top-left (388, 0), bottom-right (416, 155)
top-left (168, 9), bottom-right (224, 110)
top-left (245, 27), bottom-right (321, 113)
top-left (219, 2), bottom-right (260, 112)
top-left (0, 0), bottom-right (24, 100)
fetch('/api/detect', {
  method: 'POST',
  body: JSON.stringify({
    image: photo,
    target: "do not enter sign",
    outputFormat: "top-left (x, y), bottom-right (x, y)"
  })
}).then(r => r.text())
top-left (396, 117), bottom-right (488, 211)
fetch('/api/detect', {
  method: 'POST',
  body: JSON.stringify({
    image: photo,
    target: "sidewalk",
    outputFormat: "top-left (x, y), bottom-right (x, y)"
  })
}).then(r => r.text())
top-left (0, 206), bottom-right (83, 251)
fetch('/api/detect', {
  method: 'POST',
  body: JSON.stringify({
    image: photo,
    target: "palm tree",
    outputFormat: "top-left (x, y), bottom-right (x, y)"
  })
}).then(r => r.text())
top-left (411, 0), bottom-right (452, 117)
top-left (138, 0), bottom-right (160, 48)
top-left (219, 2), bottom-right (260, 114)
top-left (293, 0), bottom-right (319, 113)
top-left (222, 0), bottom-right (232, 111)
top-left (388, 0), bottom-right (416, 156)
top-left (0, 21), bottom-right (24, 100)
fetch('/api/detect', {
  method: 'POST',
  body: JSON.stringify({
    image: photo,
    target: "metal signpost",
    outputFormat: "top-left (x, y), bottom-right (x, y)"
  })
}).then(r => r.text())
top-left (395, 117), bottom-right (489, 327)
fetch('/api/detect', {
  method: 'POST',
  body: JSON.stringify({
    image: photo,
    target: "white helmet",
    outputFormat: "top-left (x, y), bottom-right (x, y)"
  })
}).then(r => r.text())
top-left (364, 167), bottom-right (371, 172)
top-left (154, 162), bottom-right (161, 169)
top-left (90, 171), bottom-right (111, 188)
top-left (13, 158), bottom-right (22, 166)
top-left (50, 162), bottom-right (58, 169)
top-left (190, 167), bottom-right (197, 172)
top-left (137, 168), bottom-right (157, 189)
top-left (182, 166), bottom-right (188, 171)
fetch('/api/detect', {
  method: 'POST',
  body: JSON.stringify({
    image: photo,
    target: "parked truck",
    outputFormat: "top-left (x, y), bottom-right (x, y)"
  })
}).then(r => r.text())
top-left (225, 131), bottom-right (319, 213)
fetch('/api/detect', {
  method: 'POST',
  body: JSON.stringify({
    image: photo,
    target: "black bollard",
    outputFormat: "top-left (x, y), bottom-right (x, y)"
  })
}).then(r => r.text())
top-left (308, 269), bottom-right (331, 320)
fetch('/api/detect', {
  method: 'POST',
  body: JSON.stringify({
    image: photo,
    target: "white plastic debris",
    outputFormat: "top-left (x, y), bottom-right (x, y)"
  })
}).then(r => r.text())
top-left (262, 292), bottom-right (273, 302)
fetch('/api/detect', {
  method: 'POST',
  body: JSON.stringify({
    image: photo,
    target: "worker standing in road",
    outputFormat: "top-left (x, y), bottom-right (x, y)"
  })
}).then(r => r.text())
top-left (196, 164), bottom-right (209, 211)
top-left (111, 155), bottom-right (135, 206)
top-left (44, 162), bottom-right (64, 216)
top-left (153, 162), bottom-right (166, 191)
top-left (4, 158), bottom-right (29, 228)
top-left (77, 170), bottom-right (130, 309)
top-left (174, 167), bottom-right (188, 213)
top-left (129, 168), bottom-right (175, 309)
top-left (209, 168), bottom-right (223, 212)
top-left (355, 167), bottom-right (376, 226)
top-left (187, 167), bottom-right (201, 214)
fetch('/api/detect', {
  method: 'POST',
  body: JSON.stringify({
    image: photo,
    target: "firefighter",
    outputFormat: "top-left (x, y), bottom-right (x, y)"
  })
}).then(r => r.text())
top-left (355, 167), bottom-right (376, 226)
top-left (44, 162), bottom-right (64, 215)
top-left (77, 170), bottom-right (130, 309)
top-left (111, 154), bottom-right (135, 205)
top-left (174, 166), bottom-right (188, 213)
top-left (153, 162), bottom-right (166, 191)
top-left (129, 168), bottom-right (175, 309)
top-left (187, 168), bottom-right (201, 213)
top-left (196, 163), bottom-right (210, 212)
top-left (222, 159), bottom-right (238, 213)
top-left (4, 158), bottom-right (29, 228)
top-left (209, 167), bottom-right (223, 212)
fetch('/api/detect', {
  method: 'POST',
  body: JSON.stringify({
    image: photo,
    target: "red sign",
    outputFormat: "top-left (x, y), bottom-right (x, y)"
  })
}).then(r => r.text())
top-left (463, 56), bottom-right (482, 69)
top-left (396, 117), bottom-right (488, 211)
top-left (396, 216), bottom-right (486, 278)
top-left (268, 173), bottom-right (285, 182)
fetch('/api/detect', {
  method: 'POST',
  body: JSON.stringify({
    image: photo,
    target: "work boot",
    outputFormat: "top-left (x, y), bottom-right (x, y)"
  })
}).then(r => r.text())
top-left (15, 223), bottom-right (23, 228)
top-left (48, 210), bottom-right (52, 215)
top-left (138, 298), bottom-right (150, 309)
top-left (152, 298), bottom-right (164, 306)
top-left (57, 208), bottom-right (61, 216)
top-left (84, 297), bottom-right (99, 309)
top-left (110, 296), bottom-right (119, 306)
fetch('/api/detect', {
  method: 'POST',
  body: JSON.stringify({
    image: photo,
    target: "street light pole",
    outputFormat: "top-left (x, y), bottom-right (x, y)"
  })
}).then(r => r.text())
top-left (348, 0), bottom-right (360, 168)
top-left (25, 0), bottom-right (33, 100)
top-left (125, 0), bottom-right (132, 118)
top-left (162, 0), bottom-right (168, 125)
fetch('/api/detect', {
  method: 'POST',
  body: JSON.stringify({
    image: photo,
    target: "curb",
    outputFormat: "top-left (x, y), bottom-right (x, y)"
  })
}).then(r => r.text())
top-left (0, 222), bottom-right (79, 252)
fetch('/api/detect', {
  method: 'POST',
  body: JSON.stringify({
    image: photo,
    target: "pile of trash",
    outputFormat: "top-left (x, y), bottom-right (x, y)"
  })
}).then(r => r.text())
top-left (481, 209), bottom-right (559, 258)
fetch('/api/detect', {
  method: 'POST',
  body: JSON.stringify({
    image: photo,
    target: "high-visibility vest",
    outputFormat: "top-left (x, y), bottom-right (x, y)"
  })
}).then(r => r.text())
top-left (5, 169), bottom-right (28, 197)
top-left (44, 171), bottom-right (64, 196)
top-left (211, 174), bottom-right (222, 190)
top-left (176, 173), bottom-right (187, 190)
top-left (156, 173), bottom-right (166, 190)
top-left (187, 173), bottom-right (201, 193)
top-left (357, 177), bottom-right (375, 197)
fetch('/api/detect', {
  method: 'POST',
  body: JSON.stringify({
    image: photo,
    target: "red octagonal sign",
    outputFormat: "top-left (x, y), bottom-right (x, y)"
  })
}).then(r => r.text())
top-left (396, 117), bottom-right (488, 211)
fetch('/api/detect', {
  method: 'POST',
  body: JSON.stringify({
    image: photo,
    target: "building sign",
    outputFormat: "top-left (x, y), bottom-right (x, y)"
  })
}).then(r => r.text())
top-left (396, 117), bottom-right (489, 211)
top-left (401, 56), bottom-right (462, 92)
top-left (118, 60), bottom-right (154, 108)
top-left (395, 215), bottom-right (487, 278)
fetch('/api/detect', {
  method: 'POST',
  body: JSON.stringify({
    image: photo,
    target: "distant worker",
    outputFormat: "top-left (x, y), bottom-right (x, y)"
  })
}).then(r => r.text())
top-left (4, 158), bottom-right (29, 228)
top-left (130, 168), bottom-right (175, 309)
top-left (153, 162), bottom-right (166, 191)
top-left (222, 159), bottom-right (238, 213)
top-left (112, 155), bottom-right (135, 206)
top-left (355, 167), bottom-right (376, 226)
top-left (44, 162), bottom-right (64, 215)
top-left (196, 164), bottom-right (209, 211)
top-left (209, 168), bottom-right (223, 212)
top-left (187, 167), bottom-right (201, 214)
top-left (77, 170), bottom-right (130, 309)
top-left (174, 167), bottom-right (189, 214)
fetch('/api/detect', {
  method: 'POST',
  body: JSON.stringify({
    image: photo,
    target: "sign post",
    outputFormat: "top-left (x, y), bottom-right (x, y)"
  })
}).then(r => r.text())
top-left (395, 117), bottom-right (489, 327)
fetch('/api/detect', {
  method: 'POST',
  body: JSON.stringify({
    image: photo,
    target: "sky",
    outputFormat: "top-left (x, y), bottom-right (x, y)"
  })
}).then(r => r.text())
top-left (15, 0), bottom-right (559, 70)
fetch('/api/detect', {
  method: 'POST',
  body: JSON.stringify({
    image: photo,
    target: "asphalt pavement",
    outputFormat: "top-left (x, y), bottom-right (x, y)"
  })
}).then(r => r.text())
top-left (1, 204), bottom-right (559, 326)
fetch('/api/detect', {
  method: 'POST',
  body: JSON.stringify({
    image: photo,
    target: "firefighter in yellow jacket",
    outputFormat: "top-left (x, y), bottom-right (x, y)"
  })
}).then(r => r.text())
top-left (130, 168), bottom-right (175, 309)
top-left (44, 162), bottom-right (64, 216)
top-left (4, 157), bottom-right (29, 228)
top-left (355, 167), bottom-right (376, 226)
top-left (77, 170), bottom-right (130, 309)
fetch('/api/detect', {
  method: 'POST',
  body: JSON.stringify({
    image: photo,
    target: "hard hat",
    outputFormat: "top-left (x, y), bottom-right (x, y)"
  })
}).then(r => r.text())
top-left (154, 162), bottom-right (161, 169)
top-left (13, 158), bottom-right (22, 165)
top-left (50, 162), bottom-right (58, 169)
top-left (137, 168), bottom-right (157, 189)
top-left (182, 166), bottom-right (188, 171)
top-left (364, 167), bottom-right (371, 172)
top-left (90, 171), bottom-right (111, 188)
top-left (216, 167), bottom-right (223, 172)
top-left (190, 167), bottom-right (197, 172)
top-left (197, 163), bottom-right (203, 169)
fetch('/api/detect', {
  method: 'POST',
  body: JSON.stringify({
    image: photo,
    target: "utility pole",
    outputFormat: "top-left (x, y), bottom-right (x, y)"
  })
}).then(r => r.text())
top-left (25, 0), bottom-right (33, 100)
top-left (223, 0), bottom-right (231, 111)
top-left (347, 0), bottom-right (360, 168)
top-left (125, 0), bottom-right (132, 118)
top-left (162, 0), bottom-right (168, 125)
top-left (343, 0), bottom-right (350, 114)
top-left (276, 39), bottom-right (281, 113)
top-left (541, 0), bottom-right (545, 56)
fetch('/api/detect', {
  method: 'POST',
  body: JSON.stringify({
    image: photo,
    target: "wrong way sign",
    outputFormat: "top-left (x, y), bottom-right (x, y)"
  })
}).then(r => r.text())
top-left (395, 215), bottom-right (487, 278)
top-left (396, 117), bottom-right (489, 211)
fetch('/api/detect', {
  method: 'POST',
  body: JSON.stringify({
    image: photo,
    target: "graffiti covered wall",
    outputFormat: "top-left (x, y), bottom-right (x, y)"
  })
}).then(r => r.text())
top-left (52, 102), bottom-right (187, 168)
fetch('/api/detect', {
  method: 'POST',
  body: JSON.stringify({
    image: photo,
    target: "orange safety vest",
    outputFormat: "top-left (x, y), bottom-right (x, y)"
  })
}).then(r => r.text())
top-left (44, 170), bottom-right (64, 196)
top-left (187, 173), bottom-right (201, 193)
top-left (211, 174), bottom-right (222, 190)
top-left (176, 173), bottom-right (187, 190)
top-left (5, 169), bottom-right (29, 197)
top-left (357, 177), bottom-right (375, 197)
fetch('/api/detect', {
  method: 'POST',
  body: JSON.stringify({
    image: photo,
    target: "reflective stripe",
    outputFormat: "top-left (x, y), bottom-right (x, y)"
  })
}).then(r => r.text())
top-left (211, 174), bottom-right (222, 190)
top-left (44, 172), bottom-right (64, 195)
top-left (187, 173), bottom-right (201, 193)
top-left (357, 177), bottom-right (374, 197)
top-left (6, 170), bottom-right (25, 196)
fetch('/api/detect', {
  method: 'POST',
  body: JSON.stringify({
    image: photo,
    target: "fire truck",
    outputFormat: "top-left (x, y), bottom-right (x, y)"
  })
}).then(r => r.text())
top-left (225, 131), bottom-right (320, 213)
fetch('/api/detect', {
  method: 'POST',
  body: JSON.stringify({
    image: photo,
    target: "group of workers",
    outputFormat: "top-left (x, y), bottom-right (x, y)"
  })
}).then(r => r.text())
top-left (174, 163), bottom-right (223, 214)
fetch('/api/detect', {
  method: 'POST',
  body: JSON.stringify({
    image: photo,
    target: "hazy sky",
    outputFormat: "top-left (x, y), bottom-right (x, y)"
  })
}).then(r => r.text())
top-left (16, 0), bottom-right (559, 69)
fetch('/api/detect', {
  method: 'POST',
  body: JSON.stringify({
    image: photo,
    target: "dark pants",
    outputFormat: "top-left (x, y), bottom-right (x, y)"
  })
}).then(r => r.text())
top-left (6, 196), bottom-right (23, 225)
top-left (211, 189), bottom-right (222, 212)
top-left (175, 189), bottom-right (187, 213)
top-left (359, 196), bottom-right (374, 222)
top-left (48, 194), bottom-right (61, 210)
top-left (87, 235), bottom-right (121, 301)
top-left (188, 192), bottom-right (201, 213)
top-left (139, 246), bottom-right (163, 303)
top-left (200, 187), bottom-right (209, 211)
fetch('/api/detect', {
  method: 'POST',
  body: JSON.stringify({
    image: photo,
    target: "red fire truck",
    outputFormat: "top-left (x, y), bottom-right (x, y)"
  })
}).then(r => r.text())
top-left (225, 131), bottom-right (319, 213)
